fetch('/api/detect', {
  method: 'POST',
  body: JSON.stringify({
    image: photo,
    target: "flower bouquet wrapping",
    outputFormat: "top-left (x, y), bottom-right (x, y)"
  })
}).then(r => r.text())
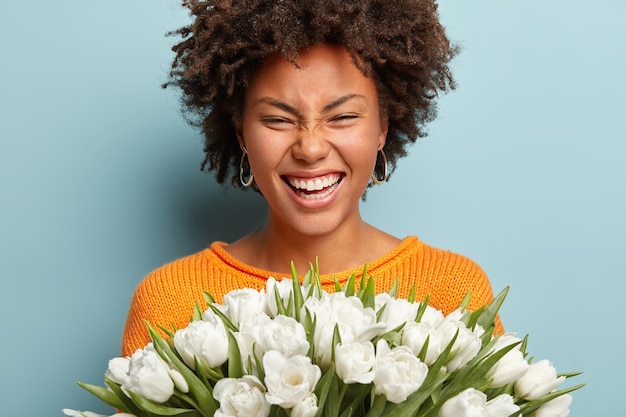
top-left (65, 262), bottom-right (583, 417)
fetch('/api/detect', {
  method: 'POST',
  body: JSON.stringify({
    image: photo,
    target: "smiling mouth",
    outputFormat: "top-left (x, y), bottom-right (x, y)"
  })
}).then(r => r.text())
top-left (283, 174), bottom-right (343, 200)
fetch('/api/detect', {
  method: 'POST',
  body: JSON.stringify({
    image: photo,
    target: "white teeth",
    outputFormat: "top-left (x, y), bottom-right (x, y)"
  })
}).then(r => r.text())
top-left (295, 184), bottom-right (337, 200)
top-left (289, 175), bottom-right (339, 191)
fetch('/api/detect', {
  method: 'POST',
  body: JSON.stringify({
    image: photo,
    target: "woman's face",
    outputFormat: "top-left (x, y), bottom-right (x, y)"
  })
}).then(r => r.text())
top-left (237, 43), bottom-right (388, 238)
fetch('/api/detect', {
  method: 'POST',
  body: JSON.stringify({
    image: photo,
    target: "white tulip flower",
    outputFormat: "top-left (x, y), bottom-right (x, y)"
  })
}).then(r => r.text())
top-left (486, 394), bottom-right (520, 417)
top-left (174, 314), bottom-right (229, 370)
top-left (62, 410), bottom-right (137, 417)
top-left (439, 389), bottom-right (519, 417)
top-left (373, 339), bottom-right (428, 403)
top-left (124, 343), bottom-right (175, 403)
top-left (263, 351), bottom-right (321, 408)
top-left (213, 375), bottom-right (270, 417)
top-left (244, 313), bottom-right (309, 358)
top-left (291, 394), bottom-right (319, 417)
top-left (402, 321), bottom-right (443, 365)
top-left (529, 394), bottom-right (573, 417)
top-left (486, 333), bottom-right (529, 388)
top-left (515, 359), bottom-right (566, 400)
top-left (104, 356), bottom-right (130, 386)
top-left (335, 341), bottom-right (376, 384)
top-left (437, 317), bottom-right (481, 372)
top-left (303, 292), bottom-right (385, 367)
top-left (222, 288), bottom-right (268, 327)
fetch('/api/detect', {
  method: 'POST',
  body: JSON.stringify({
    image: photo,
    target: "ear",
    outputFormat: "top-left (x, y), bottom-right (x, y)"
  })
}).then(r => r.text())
top-left (378, 117), bottom-right (388, 150)
top-left (235, 122), bottom-right (246, 150)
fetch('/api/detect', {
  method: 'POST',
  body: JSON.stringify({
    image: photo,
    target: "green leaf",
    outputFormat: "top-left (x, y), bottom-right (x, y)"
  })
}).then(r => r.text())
top-left (104, 379), bottom-right (146, 416)
top-left (515, 383), bottom-right (585, 416)
top-left (421, 330), bottom-right (457, 387)
top-left (414, 294), bottom-right (431, 323)
top-left (387, 278), bottom-right (399, 298)
top-left (441, 339), bottom-right (521, 398)
top-left (519, 334), bottom-right (529, 358)
top-left (208, 304), bottom-right (238, 333)
top-left (194, 358), bottom-right (222, 385)
top-left (148, 325), bottom-right (217, 417)
top-left (127, 390), bottom-right (200, 416)
top-left (77, 381), bottom-right (127, 412)
top-left (465, 306), bottom-right (485, 330)
top-left (377, 330), bottom-right (403, 349)
top-left (331, 324), bottom-right (342, 363)
top-left (375, 303), bottom-right (387, 321)
top-left (363, 394), bottom-right (386, 417)
top-left (253, 347), bottom-right (266, 382)
top-left (479, 324), bottom-right (496, 347)
top-left (324, 374), bottom-right (340, 417)
top-left (314, 364), bottom-right (336, 417)
top-left (416, 335), bottom-right (431, 363)
top-left (274, 284), bottom-right (289, 317)
top-left (381, 370), bottom-right (449, 417)
top-left (193, 301), bottom-right (203, 322)
top-left (302, 262), bottom-right (313, 287)
top-left (227, 330), bottom-right (244, 378)
top-left (291, 261), bottom-right (305, 320)
top-left (157, 324), bottom-right (176, 340)
top-left (338, 385), bottom-right (370, 417)
top-left (407, 284), bottom-right (416, 303)
top-left (311, 260), bottom-right (324, 298)
top-left (458, 291), bottom-right (472, 311)
top-left (358, 264), bottom-right (368, 296)
top-left (306, 311), bottom-right (317, 359)
top-left (344, 273), bottom-right (356, 297)
top-left (202, 291), bottom-right (215, 305)
top-left (339, 405), bottom-right (355, 417)
top-left (361, 274), bottom-right (376, 310)
top-left (334, 275), bottom-right (342, 293)
top-left (560, 371), bottom-right (584, 378)
top-left (476, 286), bottom-right (508, 330)
top-left (302, 305), bottom-right (315, 335)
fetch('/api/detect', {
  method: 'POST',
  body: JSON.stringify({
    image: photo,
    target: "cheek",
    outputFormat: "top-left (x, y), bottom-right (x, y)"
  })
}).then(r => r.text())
top-left (336, 131), bottom-right (380, 172)
top-left (244, 134), bottom-right (291, 185)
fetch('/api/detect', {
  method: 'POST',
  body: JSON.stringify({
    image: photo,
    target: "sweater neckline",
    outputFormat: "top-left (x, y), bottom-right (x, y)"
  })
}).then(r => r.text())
top-left (208, 236), bottom-right (421, 284)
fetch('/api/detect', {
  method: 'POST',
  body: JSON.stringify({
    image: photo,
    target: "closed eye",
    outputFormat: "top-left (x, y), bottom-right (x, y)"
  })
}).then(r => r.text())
top-left (262, 117), bottom-right (291, 124)
top-left (328, 113), bottom-right (360, 126)
top-left (261, 117), bottom-right (296, 130)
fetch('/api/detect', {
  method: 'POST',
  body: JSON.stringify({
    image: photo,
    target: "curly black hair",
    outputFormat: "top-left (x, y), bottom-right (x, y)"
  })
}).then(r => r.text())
top-left (165, 0), bottom-right (458, 189)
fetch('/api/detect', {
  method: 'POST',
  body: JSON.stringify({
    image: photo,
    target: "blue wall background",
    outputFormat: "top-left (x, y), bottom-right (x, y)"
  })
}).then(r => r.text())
top-left (1, 1), bottom-right (624, 416)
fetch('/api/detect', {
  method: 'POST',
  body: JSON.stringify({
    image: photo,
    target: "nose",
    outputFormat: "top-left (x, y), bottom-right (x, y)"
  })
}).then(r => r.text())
top-left (290, 126), bottom-right (330, 164)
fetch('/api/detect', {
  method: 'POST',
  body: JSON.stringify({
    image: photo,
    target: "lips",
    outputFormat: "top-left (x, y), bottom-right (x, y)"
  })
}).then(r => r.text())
top-left (283, 173), bottom-right (343, 200)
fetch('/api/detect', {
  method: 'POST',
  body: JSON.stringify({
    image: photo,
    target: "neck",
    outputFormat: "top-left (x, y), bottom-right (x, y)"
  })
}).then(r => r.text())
top-left (234, 217), bottom-right (399, 275)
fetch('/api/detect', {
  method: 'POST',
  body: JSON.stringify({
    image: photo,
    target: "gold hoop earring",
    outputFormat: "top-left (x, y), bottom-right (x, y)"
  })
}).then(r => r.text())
top-left (239, 147), bottom-right (254, 187)
top-left (371, 149), bottom-right (389, 184)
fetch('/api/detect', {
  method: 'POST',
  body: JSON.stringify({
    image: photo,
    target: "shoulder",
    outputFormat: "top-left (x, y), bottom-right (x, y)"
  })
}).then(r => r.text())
top-left (122, 245), bottom-right (226, 355)
top-left (136, 244), bottom-right (224, 288)
top-left (416, 239), bottom-right (486, 278)
top-left (387, 236), bottom-right (486, 277)
top-left (131, 241), bottom-right (268, 306)
top-left (393, 237), bottom-right (495, 310)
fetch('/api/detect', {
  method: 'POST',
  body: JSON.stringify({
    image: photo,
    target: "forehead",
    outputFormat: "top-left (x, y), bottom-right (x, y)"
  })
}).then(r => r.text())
top-left (244, 43), bottom-right (379, 108)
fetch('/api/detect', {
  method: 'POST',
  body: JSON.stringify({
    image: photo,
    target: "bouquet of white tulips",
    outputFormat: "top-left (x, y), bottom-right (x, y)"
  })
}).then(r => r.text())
top-left (65, 262), bottom-right (583, 417)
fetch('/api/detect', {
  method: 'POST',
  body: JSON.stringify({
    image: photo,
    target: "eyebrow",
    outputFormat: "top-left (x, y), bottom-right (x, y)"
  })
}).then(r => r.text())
top-left (255, 94), bottom-right (365, 116)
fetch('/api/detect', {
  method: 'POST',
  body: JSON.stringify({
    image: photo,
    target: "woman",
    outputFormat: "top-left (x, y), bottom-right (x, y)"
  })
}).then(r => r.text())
top-left (121, 0), bottom-right (502, 356)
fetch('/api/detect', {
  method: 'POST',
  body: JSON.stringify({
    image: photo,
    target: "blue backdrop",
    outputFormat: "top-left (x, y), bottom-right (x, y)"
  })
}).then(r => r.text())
top-left (1, 1), bottom-right (624, 416)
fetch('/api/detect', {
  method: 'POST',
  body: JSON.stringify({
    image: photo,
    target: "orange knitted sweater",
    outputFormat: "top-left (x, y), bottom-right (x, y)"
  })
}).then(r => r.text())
top-left (121, 236), bottom-right (503, 356)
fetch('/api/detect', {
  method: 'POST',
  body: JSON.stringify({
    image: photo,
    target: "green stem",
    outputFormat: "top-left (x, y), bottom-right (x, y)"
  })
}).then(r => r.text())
top-left (338, 383), bottom-right (349, 410)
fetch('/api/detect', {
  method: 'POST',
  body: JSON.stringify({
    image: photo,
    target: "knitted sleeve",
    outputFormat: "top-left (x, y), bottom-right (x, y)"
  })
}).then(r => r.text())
top-left (367, 241), bottom-right (503, 334)
top-left (120, 257), bottom-right (211, 357)
top-left (408, 245), bottom-right (504, 334)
